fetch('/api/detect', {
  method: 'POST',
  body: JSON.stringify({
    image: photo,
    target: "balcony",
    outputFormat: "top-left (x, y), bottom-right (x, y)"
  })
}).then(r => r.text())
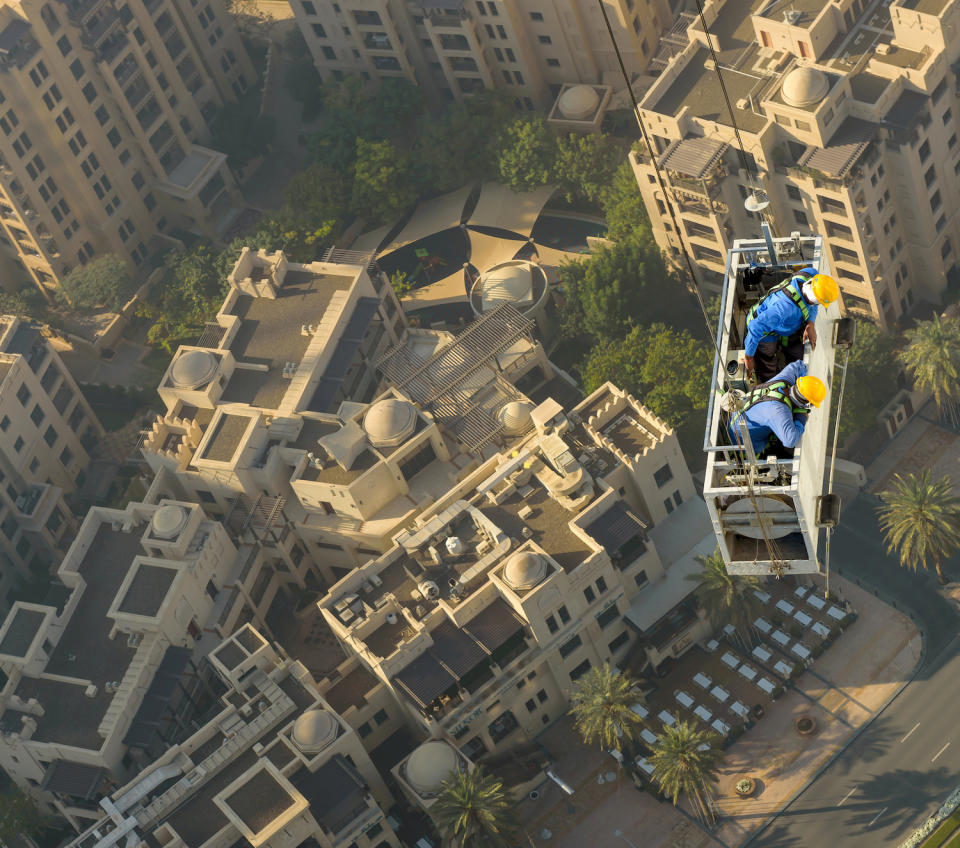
top-left (97, 32), bottom-right (127, 65)
top-left (438, 33), bottom-right (470, 51)
top-left (426, 8), bottom-right (469, 27)
top-left (668, 173), bottom-right (721, 201)
top-left (362, 32), bottom-right (393, 50)
top-left (57, 0), bottom-right (107, 25)
top-left (81, 7), bottom-right (120, 47)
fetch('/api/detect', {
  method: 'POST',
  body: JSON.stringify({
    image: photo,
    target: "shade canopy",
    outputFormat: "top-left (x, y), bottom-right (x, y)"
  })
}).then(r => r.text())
top-left (467, 182), bottom-right (556, 239)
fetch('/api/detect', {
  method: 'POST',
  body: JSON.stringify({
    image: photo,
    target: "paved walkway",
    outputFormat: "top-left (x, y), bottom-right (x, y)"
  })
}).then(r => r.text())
top-left (518, 575), bottom-right (920, 848)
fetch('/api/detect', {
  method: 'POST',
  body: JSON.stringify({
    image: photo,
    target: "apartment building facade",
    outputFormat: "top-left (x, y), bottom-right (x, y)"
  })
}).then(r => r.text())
top-left (0, 0), bottom-right (255, 297)
top-left (631, 0), bottom-right (960, 328)
top-left (0, 316), bottom-right (102, 609)
top-left (62, 625), bottom-right (401, 848)
top-left (289, 0), bottom-right (671, 109)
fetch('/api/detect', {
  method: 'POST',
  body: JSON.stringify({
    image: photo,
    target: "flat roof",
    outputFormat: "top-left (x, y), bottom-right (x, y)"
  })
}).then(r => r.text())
top-left (222, 769), bottom-right (296, 834)
top-left (323, 663), bottom-right (378, 713)
top-left (848, 72), bottom-right (890, 104)
top-left (899, 0), bottom-right (950, 13)
top-left (117, 563), bottom-right (178, 617)
top-left (292, 756), bottom-right (367, 835)
top-left (0, 607), bottom-right (45, 656)
top-left (758, 0), bottom-right (822, 23)
top-left (9, 677), bottom-right (110, 749)
top-left (166, 150), bottom-right (216, 189)
top-left (223, 269), bottom-right (354, 409)
top-left (202, 413), bottom-right (252, 463)
top-left (299, 448), bottom-right (378, 484)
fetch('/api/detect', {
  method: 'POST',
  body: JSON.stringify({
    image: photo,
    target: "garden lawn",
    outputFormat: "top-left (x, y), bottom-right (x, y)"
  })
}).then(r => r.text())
top-left (923, 808), bottom-right (960, 848)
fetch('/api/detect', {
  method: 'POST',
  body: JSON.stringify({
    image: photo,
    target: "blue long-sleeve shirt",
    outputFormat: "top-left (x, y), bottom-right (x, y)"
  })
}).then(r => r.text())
top-left (744, 269), bottom-right (819, 356)
top-left (729, 361), bottom-right (808, 453)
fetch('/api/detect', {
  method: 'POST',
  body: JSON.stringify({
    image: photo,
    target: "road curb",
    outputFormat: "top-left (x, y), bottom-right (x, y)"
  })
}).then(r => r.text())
top-left (738, 575), bottom-right (928, 848)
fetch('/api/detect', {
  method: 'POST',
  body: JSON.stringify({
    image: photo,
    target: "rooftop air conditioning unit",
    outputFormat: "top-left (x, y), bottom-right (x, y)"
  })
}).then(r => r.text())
top-left (876, 43), bottom-right (891, 55)
top-left (385, 612), bottom-right (398, 625)
top-left (84, 684), bottom-right (99, 698)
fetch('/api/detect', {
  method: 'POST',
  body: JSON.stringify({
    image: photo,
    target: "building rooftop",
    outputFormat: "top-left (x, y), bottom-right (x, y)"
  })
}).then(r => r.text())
top-left (849, 72), bottom-right (890, 104)
top-left (292, 756), bottom-right (368, 836)
top-left (201, 413), bottom-right (252, 463)
top-left (9, 676), bottom-right (111, 749)
top-left (221, 768), bottom-right (297, 835)
top-left (757, 0), bottom-right (822, 24)
top-left (323, 663), bottom-right (378, 714)
top-left (117, 563), bottom-right (178, 618)
top-left (222, 269), bottom-right (353, 410)
top-left (899, 0), bottom-right (951, 14)
top-left (299, 447), bottom-right (378, 484)
top-left (0, 607), bottom-right (44, 656)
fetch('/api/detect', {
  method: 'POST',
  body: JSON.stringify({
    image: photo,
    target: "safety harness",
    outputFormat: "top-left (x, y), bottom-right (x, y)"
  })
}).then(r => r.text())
top-left (746, 273), bottom-right (812, 346)
top-left (730, 379), bottom-right (808, 452)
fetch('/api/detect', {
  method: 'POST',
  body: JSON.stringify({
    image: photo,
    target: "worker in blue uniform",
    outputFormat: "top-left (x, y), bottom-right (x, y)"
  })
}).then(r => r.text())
top-left (728, 361), bottom-right (827, 456)
top-left (743, 268), bottom-right (839, 383)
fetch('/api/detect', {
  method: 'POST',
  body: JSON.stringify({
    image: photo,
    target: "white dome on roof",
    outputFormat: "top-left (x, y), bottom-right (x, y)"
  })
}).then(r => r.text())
top-left (503, 550), bottom-right (548, 591)
top-left (558, 84), bottom-right (601, 120)
top-left (498, 401), bottom-right (534, 436)
top-left (170, 350), bottom-right (217, 390)
top-left (781, 65), bottom-right (829, 108)
top-left (406, 741), bottom-right (459, 796)
top-left (152, 505), bottom-right (188, 540)
top-left (479, 263), bottom-right (535, 312)
top-left (291, 709), bottom-right (339, 754)
top-left (363, 398), bottom-right (417, 447)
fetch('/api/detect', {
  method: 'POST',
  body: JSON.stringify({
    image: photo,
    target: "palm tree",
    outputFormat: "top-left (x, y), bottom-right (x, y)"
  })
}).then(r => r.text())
top-left (900, 314), bottom-right (960, 426)
top-left (569, 662), bottom-right (645, 751)
top-left (431, 766), bottom-right (517, 848)
top-left (687, 547), bottom-right (764, 647)
top-left (650, 718), bottom-right (723, 827)
top-left (877, 470), bottom-right (960, 584)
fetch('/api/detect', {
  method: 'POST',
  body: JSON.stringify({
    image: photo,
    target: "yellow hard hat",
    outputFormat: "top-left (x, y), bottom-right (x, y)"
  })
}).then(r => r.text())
top-left (810, 274), bottom-right (839, 306)
top-left (796, 376), bottom-right (827, 408)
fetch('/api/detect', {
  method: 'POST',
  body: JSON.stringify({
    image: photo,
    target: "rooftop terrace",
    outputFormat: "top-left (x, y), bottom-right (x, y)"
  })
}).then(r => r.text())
top-left (117, 563), bottom-right (178, 618)
top-left (201, 413), bottom-right (253, 463)
top-left (0, 607), bottom-right (44, 656)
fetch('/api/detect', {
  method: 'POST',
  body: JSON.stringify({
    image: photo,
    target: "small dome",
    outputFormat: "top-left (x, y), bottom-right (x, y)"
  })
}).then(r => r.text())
top-left (363, 398), bottom-right (417, 447)
top-left (503, 550), bottom-right (548, 591)
top-left (152, 505), bottom-right (188, 540)
top-left (291, 709), bottom-right (339, 754)
top-left (498, 401), bottom-right (534, 436)
top-left (406, 741), bottom-right (459, 796)
top-left (558, 85), bottom-right (600, 120)
top-left (781, 65), bottom-right (829, 108)
top-left (170, 350), bottom-right (218, 390)
top-left (479, 263), bottom-right (534, 312)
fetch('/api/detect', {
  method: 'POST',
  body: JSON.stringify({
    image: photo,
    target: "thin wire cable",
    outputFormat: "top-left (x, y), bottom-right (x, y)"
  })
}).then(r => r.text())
top-left (594, 0), bottom-right (788, 575)
top-left (691, 0), bottom-right (760, 188)
top-left (823, 347), bottom-right (851, 598)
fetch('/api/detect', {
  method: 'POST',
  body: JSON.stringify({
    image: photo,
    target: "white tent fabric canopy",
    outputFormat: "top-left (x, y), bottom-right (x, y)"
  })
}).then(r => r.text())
top-left (351, 223), bottom-right (393, 254)
top-left (378, 184), bottom-right (474, 257)
top-left (467, 230), bottom-right (526, 274)
top-left (401, 269), bottom-right (468, 309)
top-left (467, 182), bottom-right (556, 239)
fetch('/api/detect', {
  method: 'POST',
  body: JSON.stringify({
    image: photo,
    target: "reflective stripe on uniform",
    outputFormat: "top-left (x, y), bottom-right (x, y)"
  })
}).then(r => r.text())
top-left (746, 275), bottom-right (811, 346)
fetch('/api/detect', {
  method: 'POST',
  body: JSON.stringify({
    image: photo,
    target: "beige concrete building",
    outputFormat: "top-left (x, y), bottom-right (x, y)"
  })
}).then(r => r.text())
top-left (0, 315), bottom-right (102, 609)
top-left (315, 382), bottom-right (714, 783)
top-left (0, 0), bottom-right (255, 298)
top-left (61, 625), bottom-right (401, 848)
top-left (289, 0), bottom-right (671, 109)
top-left (631, 0), bottom-right (960, 328)
top-left (0, 499), bottom-right (259, 825)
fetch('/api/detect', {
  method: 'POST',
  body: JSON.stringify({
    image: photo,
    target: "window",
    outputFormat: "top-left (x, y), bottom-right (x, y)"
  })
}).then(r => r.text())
top-left (13, 436), bottom-right (23, 453)
top-left (531, 11), bottom-right (543, 20)
top-left (786, 184), bottom-right (802, 201)
top-left (933, 77), bottom-right (947, 103)
top-left (43, 426), bottom-right (57, 447)
top-left (937, 213), bottom-right (947, 233)
top-left (570, 659), bottom-right (591, 681)
top-left (311, 23), bottom-right (325, 36)
top-left (525, 698), bottom-right (536, 713)
top-left (558, 605), bottom-right (570, 624)
top-left (942, 239), bottom-right (953, 260)
top-left (514, 71), bottom-right (524, 84)
top-left (70, 59), bottom-right (85, 81)
top-left (28, 457), bottom-right (38, 474)
top-left (358, 722), bottom-right (372, 738)
top-left (498, 25), bottom-right (507, 38)
top-left (931, 190), bottom-right (942, 212)
top-left (793, 209), bottom-right (808, 226)
top-left (608, 631), bottom-right (630, 653)
top-left (537, 689), bottom-right (548, 703)
top-left (925, 165), bottom-right (936, 187)
top-left (321, 45), bottom-right (336, 60)
top-left (653, 463), bottom-right (672, 487)
top-left (634, 569), bottom-right (649, 588)
top-left (301, 0), bottom-right (316, 12)
top-left (547, 58), bottom-right (560, 67)
top-left (919, 140), bottom-right (931, 163)
top-left (0, 416), bottom-right (8, 432)
top-left (373, 708), bottom-right (388, 725)
top-left (673, 490), bottom-right (683, 507)
top-left (546, 614), bottom-right (558, 633)
top-left (538, 35), bottom-right (551, 43)
top-left (596, 576), bottom-right (607, 593)
top-left (16, 384), bottom-right (30, 406)
top-left (944, 108), bottom-right (952, 125)
top-left (583, 586), bottom-right (595, 603)
top-left (59, 446), bottom-right (73, 466)
top-left (596, 604), bottom-right (619, 629)
top-left (30, 404), bottom-right (43, 426)
top-left (559, 634), bottom-right (582, 658)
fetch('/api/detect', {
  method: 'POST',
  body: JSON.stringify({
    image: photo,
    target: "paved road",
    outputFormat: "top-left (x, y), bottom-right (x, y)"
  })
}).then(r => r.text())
top-left (751, 495), bottom-right (960, 847)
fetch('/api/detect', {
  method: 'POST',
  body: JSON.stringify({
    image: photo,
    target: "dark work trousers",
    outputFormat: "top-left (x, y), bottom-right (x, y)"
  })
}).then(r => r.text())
top-left (753, 329), bottom-right (805, 383)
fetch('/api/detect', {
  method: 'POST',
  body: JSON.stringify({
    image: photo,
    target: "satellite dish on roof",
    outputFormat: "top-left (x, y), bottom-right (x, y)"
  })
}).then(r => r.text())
top-left (744, 189), bottom-right (770, 213)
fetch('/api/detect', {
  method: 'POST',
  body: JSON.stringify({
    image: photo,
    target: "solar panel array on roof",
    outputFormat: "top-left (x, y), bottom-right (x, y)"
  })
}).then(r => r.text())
top-left (122, 646), bottom-right (192, 748)
top-left (585, 502), bottom-right (647, 556)
top-left (462, 597), bottom-right (525, 652)
top-left (41, 760), bottom-right (108, 800)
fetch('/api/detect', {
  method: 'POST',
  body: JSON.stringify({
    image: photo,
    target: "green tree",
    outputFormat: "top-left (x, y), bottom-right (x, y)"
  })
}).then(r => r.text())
top-left (687, 547), bottom-right (763, 646)
top-left (0, 789), bottom-right (45, 845)
top-left (390, 270), bottom-right (412, 297)
top-left (554, 132), bottom-right (623, 205)
top-left (569, 662), bottom-right (645, 751)
top-left (601, 159), bottom-right (650, 243)
top-left (239, 214), bottom-right (336, 263)
top-left (351, 138), bottom-right (417, 225)
top-left (431, 766), bottom-right (517, 848)
top-left (283, 29), bottom-right (324, 120)
top-left (57, 254), bottom-right (131, 312)
top-left (650, 719), bottom-right (723, 826)
top-left (285, 163), bottom-right (352, 226)
top-left (877, 470), bottom-right (960, 584)
top-left (834, 318), bottom-right (898, 441)
top-left (900, 314), bottom-right (960, 426)
top-left (580, 323), bottom-right (711, 442)
top-left (210, 99), bottom-right (275, 168)
top-left (496, 117), bottom-right (557, 192)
